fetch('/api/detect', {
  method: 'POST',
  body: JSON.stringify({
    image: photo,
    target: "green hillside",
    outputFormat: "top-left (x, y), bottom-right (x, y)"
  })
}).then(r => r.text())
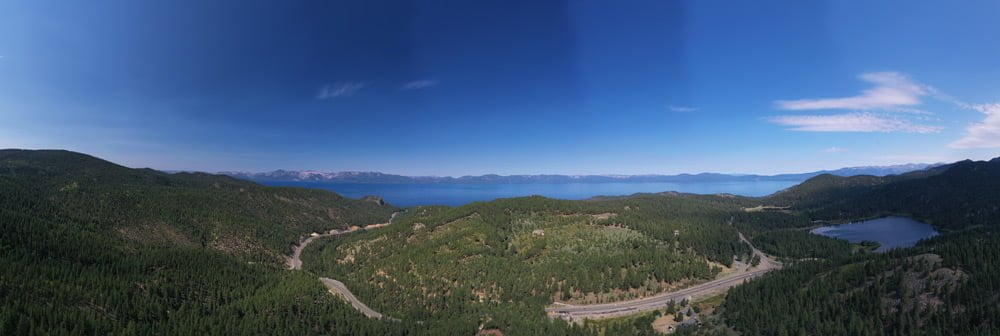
top-left (0, 149), bottom-right (398, 261)
top-left (300, 192), bottom-right (853, 332)
top-left (710, 158), bottom-right (1000, 336)
top-left (0, 149), bottom-right (416, 335)
top-left (720, 228), bottom-right (1000, 335)
top-left (8, 149), bottom-right (995, 335)
top-left (765, 158), bottom-right (1000, 231)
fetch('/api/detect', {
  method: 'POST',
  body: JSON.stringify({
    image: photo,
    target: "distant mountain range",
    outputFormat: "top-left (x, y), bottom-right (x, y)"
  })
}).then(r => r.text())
top-left (220, 163), bottom-right (941, 184)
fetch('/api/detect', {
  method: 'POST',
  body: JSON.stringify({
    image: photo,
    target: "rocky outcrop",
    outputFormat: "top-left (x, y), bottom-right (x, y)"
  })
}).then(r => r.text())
top-left (361, 195), bottom-right (385, 206)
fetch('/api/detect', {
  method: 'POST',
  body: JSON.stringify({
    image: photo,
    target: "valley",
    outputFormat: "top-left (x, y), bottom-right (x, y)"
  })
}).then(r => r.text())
top-left (2, 149), bottom-right (999, 335)
top-left (8, 2), bottom-right (998, 335)
top-left (288, 210), bottom-right (406, 320)
top-left (546, 231), bottom-right (779, 320)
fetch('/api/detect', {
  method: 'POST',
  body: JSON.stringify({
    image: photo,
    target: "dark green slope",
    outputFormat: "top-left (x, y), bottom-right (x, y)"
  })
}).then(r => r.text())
top-left (765, 158), bottom-right (1000, 231)
top-left (0, 149), bottom-right (398, 260)
top-left (0, 149), bottom-right (416, 335)
top-left (10, 149), bottom-right (990, 335)
top-left (720, 228), bottom-right (1000, 336)
top-left (713, 158), bottom-right (1000, 336)
top-left (301, 192), bottom-right (855, 334)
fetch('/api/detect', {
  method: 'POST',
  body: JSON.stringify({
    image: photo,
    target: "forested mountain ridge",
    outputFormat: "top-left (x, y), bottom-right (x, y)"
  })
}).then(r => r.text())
top-left (0, 149), bottom-right (420, 335)
top-left (711, 158), bottom-right (1000, 336)
top-left (720, 227), bottom-right (1000, 335)
top-left (764, 157), bottom-right (1000, 231)
top-left (0, 149), bottom-right (397, 261)
top-left (300, 192), bottom-right (859, 333)
top-left (4, 149), bottom-right (994, 335)
top-left (221, 163), bottom-right (938, 184)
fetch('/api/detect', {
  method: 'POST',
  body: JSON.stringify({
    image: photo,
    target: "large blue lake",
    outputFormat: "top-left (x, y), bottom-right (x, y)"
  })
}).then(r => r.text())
top-left (810, 216), bottom-right (939, 252)
top-left (262, 181), bottom-right (800, 207)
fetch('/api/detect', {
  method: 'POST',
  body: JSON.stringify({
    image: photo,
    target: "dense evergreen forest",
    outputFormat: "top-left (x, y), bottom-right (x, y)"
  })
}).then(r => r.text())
top-left (0, 150), bottom-right (421, 335)
top-left (714, 157), bottom-right (1000, 336)
top-left (0, 150), bottom-right (398, 260)
top-left (301, 193), bottom-right (856, 331)
top-left (5, 149), bottom-right (999, 335)
top-left (720, 228), bottom-right (1000, 335)
top-left (766, 158), bottom-right (1000, 232)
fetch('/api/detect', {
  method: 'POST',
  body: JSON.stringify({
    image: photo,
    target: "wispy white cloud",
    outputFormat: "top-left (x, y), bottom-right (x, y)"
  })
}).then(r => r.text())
top-left (668, 105), bottom-right (698, 113)
top-left (401, 80), bottom-right (438, 90)
top-left (317, 82), bottom-right (366, 99)
top-left (769, 72), bottom-right (946, 135)
top-left (949, 103), bottom-right (1000, 149)
top-left (776, 72), bottom-right (929, 111)
top-left (823, 147), bottom-right (848, 153)
top-left (769, 112), bottom-right (940, 133)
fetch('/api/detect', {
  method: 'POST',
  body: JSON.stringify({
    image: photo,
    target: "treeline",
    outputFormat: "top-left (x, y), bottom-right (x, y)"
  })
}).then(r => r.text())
top-left (730, 209), bottom-right (854, 260)
top-left (5, 149), bottom-right (938, 334)
top-left (0, 149), bottom-right (397, 261)
top-left (720, 228), bottom-right (1000, 335)
top-left (302, 195), bottom-right (764, 331)
top-left (301, 190), bottom-right (879, 333)
top-left (604, 194), bottom-right (754, 266)
top-left (0, 205), bottom-right (420, 335)
top-left (0, 149), bottom-right (424, 335)
top-left (581, 311), bottom-right (660, 336)
top-left (766, 158), bottom-right (1000, 232)
top-left (747, 230), bottom-right (853, 260)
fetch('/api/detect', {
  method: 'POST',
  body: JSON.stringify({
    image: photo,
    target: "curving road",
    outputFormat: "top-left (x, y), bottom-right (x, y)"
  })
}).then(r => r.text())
top-left (319, 278), bottom-right (396, 320)
top-left (288, 211), bottom-right (403, 320)
top-left (546, 230), bottom-right (779, 320)
top-left (293, 213), bottom-right (776, 322)
top-left (288, 211), bottom-right (402, 270)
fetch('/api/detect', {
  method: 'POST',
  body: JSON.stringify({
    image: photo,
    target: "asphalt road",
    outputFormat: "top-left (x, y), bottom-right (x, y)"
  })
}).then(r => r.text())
top-left (287, 211), bottom-right (402, 270)
top-left (288, 211), bottom-right (403, 320)
top-left (295, 213), bottom-right (775, 322)
top-left (546, 230), bottom-right (779, 320)
top-left (319, 278), bottom-right (389, 320)
top-left (546, 269), bottom-right (770, 319)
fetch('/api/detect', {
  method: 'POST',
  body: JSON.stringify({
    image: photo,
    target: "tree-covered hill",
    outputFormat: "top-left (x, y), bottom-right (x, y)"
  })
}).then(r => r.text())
top-left (0, 149), bottom-right (417, 335)
top-left (0, 149), bottom-right (398, 261)
top-left (4, 149), bottom-right (956, 335)
top-left (764, 158), bottom-right (1000, 231)
top-left (720, 227), bottom-right (1000, 335)
top-left (711, 158), bottom-right (1000, 336)
top-left (300, 192), bottom-right (856, 333)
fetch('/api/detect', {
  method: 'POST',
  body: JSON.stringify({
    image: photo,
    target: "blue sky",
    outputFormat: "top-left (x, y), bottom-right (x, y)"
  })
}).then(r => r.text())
top-left (1, 0), bottom-right (999, 175)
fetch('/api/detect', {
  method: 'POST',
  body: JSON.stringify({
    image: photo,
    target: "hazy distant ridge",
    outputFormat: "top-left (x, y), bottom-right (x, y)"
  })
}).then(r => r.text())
top-left (220, 163), bottom-right (939, 184)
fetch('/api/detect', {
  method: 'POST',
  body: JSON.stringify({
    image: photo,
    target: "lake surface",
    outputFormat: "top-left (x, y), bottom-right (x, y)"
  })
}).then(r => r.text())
top-left (262, 181), bottom-right (799, 207)
top-left (810, 216), bottom-right (939, 252)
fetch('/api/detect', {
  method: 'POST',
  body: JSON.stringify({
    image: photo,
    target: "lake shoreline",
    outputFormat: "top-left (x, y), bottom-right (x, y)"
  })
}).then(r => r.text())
top-left (810, 216), bottom-right (939, 253)
top-left (261, 180), bottom-right (800, 207)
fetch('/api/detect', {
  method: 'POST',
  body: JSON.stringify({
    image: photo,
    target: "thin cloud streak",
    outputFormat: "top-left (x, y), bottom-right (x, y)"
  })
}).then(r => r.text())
top-left (824, 147), bottom-right (848, 153)
top-left (668, 105), bottom-right (698, 113)
top-left (769, 112), bottom-right (940, 133)
top-left (317, 82), bottom-right (366, 99)
top-left (401, 80), bottom-right (438, 90)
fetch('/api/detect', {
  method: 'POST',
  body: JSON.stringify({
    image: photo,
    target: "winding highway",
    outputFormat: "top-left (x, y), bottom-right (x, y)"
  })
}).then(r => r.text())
top-left (288, 211), bottom-right (403, 320)
top-left (293, 212), bottom-right (776, 322)
top-left (319, 278), bottom-right (393, 320)
top-left (546, 231), bottom-right (779, 320)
